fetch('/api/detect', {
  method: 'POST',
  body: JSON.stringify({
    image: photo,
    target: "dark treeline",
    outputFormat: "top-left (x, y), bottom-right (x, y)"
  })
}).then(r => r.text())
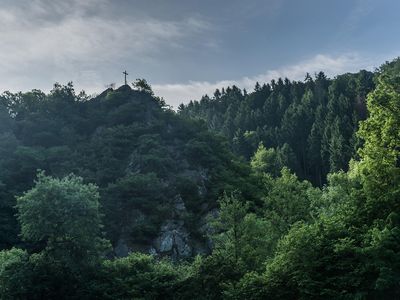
top-left (0, 59), bottom-right (399, 299)
top-left (179, 70), bottom-right (374, 186)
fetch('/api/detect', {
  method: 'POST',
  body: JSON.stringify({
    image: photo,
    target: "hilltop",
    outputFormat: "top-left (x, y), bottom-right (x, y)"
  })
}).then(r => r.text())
top-left (0, 83), bottom-right (258, 258)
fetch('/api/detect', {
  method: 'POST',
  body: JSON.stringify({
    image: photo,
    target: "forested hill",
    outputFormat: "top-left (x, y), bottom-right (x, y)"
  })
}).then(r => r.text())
top-left (0, 83), bottom-right (258, 254)
top-left (0, 59), bottom-right (400, 299)
top-left (179, 70), bottom-right (374, 186)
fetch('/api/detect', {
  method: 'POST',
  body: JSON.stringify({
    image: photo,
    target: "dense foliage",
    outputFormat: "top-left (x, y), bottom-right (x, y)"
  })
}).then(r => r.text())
top-left (179, 70), bottom-right (374, 186)
top-left (0, 58), bottom-right (399, 299)
top-left (0, 83), bottom-right (258, 251)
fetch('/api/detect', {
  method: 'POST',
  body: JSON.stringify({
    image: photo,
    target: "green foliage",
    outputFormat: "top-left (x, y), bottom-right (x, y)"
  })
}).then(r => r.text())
top-left (17, 172), bottom-right (109, 264)
top-left (251, 143), bottom-right (297, 176)
top-left (248, 59), bottom-right (400, 299)
top-left (251, 143), bottom-right (281, 175)
top-left (356, 59), bottom-right (400, 221)
top-left (174, 60), bottom-right (400, 299)
top-left (0, 248), bottom-right (32, 299)
top-left (261, 168), bottom-right (321, 247)
top-left (178, 253), bottom-right (245, 299)
top-left (132, 78), bottom-right (154, 95)
top-left (0, 59), bottom-right (400, 299)
top-left (180, 70), bottom-right (374, 186)
top-left (103, 173), bottom-right (169, 243)
top-left (361, 215), bottom-right (400, 297)
top-left (0, 83), bottom-right (255, 254)
top-left (0, 173), bottom-right (111, 299)
top-left (212, 193), bottom-right (272, 269)
top-left (211, 192), bottom-right (249, 263)
top-left (95, 253), bottom-right (186, 299)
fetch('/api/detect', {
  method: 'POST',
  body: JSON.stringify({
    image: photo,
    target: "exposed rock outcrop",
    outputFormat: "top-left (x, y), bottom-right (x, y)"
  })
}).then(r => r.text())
top-left (153, 220), bottom-right (192, 259)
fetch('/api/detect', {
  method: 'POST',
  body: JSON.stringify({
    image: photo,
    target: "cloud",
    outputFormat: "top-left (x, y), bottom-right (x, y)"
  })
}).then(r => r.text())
top-left (0, 0), bottom-right (212, 91)
top-left (153, 53), bottom-right (381, 108)
top-left (0, 0), bottom-right (396, 107)
top-left (0, 3), bottom-right (208, 65)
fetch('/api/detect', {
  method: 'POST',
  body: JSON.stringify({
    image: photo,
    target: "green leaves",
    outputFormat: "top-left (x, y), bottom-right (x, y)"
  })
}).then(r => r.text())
top-left (355, 59), bottom-right (400, 221)
top-left (0, 248), bottom-right (32, 299)
top-left (98, 253), bottom-right (185, 299)
top-left (16, 172), bottom-right (109, 263)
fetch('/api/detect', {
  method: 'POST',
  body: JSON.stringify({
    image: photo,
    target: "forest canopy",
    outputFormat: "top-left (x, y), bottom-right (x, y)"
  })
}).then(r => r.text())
top-left (0, 58), bottom-right (399, 299)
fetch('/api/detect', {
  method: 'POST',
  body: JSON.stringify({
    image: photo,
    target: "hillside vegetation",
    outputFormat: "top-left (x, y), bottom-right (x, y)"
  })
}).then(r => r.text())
top-left (179, 70), bottom-right (374, 186)
top-left (0, 59), bottom-right (399, 299)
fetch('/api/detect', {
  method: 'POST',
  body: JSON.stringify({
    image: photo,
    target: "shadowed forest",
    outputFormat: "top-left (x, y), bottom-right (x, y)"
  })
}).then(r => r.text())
top-left (0, 59), bottom-right (399, 299)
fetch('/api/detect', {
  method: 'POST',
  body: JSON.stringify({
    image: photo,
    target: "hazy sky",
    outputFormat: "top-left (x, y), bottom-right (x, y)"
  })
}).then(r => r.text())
top-left (1, 0), bottom-right (399, 107)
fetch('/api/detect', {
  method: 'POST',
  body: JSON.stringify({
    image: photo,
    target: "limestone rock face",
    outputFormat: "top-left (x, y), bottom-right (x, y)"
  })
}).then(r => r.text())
top-left (113, 149), bottom-right (214, 259)
top-left (112, 189), bottom-right (216, 259)
top-left (153, 220), bottom-right (192, 259)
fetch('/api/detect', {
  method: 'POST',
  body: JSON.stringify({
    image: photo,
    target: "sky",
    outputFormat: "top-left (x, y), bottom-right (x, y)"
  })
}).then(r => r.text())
top-left (0, 0), bottom-right (399, 108)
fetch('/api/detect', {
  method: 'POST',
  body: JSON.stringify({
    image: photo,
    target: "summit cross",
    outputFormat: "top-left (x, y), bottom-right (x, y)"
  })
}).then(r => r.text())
top-left (123, 70), bottom-right (128, 85)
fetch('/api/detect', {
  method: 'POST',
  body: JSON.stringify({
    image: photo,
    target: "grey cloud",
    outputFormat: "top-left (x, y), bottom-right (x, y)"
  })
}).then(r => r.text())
top-left (0, 0), bottom-right (214, 91)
